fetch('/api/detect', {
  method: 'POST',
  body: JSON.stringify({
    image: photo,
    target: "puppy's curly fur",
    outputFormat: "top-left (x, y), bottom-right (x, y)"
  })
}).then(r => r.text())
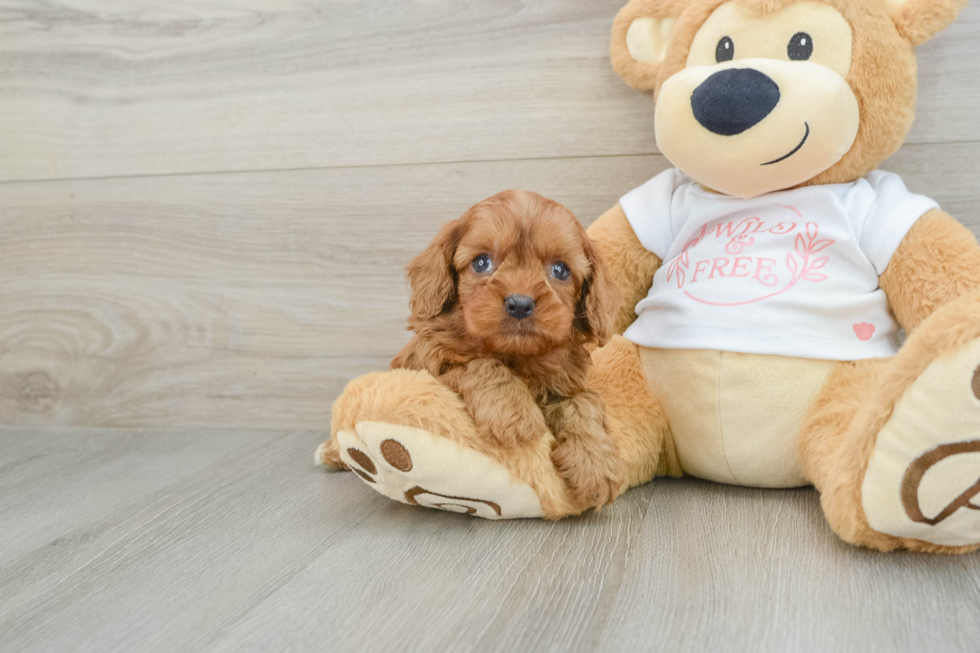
top-left (390, 190), bottom-right (626, 509)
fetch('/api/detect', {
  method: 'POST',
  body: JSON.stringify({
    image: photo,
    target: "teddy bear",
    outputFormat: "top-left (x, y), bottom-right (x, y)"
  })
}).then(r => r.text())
top-left (316, 0), bottom-right (980, 553)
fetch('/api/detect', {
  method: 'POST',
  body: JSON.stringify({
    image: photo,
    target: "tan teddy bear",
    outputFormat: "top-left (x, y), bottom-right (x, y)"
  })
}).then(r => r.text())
top-left (317, 0), bottom-right (980, 553)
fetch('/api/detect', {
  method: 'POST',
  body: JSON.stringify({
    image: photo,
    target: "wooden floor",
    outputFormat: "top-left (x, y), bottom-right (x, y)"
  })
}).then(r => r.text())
top-left (2, 1), bottom-right (980, 651)
top-left (2, 428), bottom-right (979, 653)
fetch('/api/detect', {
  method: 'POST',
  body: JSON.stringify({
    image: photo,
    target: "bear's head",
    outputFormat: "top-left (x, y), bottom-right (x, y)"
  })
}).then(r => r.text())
top-left (611, 0), bottom-right (966, 198)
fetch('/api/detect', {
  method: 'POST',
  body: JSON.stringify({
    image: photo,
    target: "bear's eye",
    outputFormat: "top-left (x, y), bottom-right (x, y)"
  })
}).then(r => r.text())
top-left (715, 36), bottom-right (734, 63)
top-left (472, 254), bottom-right (494, 274)
top-left (788, 32), bottom-right (813, 60)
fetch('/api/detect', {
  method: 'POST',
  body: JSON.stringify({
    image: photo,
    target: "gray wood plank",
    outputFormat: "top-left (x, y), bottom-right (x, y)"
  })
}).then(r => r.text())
top-left (0, 428), bottom-right (382, 652)
top-left (204, 485), bottom-right (652, 653)
top-left (1, 0), bottom-right (976, 182)
top-left (0, 427), bottom-right (281, 565)
top-left (1, 429), bottom-right (978, 653)
top-left (2, 144), bottom-right (978, 430)
top-left (597, 482), bottom-right (980, 653)
top-left (0, 154), bottom-right (671, 429)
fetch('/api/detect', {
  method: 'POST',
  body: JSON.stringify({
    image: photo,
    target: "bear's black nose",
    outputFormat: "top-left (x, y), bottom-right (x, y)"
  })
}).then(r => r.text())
top-left (504, 295), bottom-right (535, 320)
top-left (691, 68), bottom-right (780, 136)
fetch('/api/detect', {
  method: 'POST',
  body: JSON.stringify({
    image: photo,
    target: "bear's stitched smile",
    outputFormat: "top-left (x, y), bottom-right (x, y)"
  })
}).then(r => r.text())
top-left (761, 122), bottom-right (810, 166)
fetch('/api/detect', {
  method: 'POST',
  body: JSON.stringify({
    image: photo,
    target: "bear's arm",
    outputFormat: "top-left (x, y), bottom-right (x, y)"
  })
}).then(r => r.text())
top-left (880, 209), bottom-right (980, 332)
top-left (586, 203), bottom-right (663, 335)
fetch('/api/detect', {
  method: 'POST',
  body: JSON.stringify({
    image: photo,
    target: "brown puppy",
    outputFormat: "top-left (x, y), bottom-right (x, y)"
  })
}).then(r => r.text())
top-left (391, 190), bottom-right (625, 508)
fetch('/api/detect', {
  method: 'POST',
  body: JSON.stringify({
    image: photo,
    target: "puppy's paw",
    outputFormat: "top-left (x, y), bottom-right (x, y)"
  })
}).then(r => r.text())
top-left (475, 404), bottom-right (548, 448)
top-left (550, 437), bottom-right (626, 510)
top-left (314, 438), bottom-right (348, 470)
top-left (499, 397), bottom-right (550, 445)
top-left (462, 359), bottom-right (548, 445)
top-left (463, 357), bottom-right (512, 378)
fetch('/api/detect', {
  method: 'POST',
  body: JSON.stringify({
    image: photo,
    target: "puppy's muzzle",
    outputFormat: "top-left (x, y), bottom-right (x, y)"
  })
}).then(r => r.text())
top-left (691, 68), bottom-right (781, 136)
top-left (504, 295), bottom-right (535, 320)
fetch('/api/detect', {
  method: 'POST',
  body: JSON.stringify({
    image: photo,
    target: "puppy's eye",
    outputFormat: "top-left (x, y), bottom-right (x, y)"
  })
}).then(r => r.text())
top-left (471, 254), bottom-right (494, 274)
top-left (715, 36), bottom-right (734, 63)
top-left (551, 262), bottom-right (570, 281)
top-left (788, 32), bottom-right (813, 60)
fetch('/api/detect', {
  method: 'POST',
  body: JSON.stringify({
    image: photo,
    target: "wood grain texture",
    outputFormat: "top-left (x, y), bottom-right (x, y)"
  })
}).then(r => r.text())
top-left (3, 3), bottom-right (980, 651)
top-left (2, 145), bottom-right (979, 429)
top-left (0, 0), bottom-right (977, 182)
top-left (1, 428), bottom-right (978, 653)
top-left (0, 154), bottom-right (670, 429)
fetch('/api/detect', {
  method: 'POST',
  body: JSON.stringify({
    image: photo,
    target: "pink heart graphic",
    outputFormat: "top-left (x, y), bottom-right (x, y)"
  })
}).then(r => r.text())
top-left (853, 322), bottom-right (876, 341)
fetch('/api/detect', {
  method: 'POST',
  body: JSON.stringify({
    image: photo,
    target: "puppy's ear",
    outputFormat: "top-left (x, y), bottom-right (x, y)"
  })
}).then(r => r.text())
top-left (886, 0), bottom-right (967, 46)
top-left (575, 236), bottom-right (622, 347)
top-left (406, 218), bottom-right (467, 320)
top-left (611, 0), bottom-right (690, 91)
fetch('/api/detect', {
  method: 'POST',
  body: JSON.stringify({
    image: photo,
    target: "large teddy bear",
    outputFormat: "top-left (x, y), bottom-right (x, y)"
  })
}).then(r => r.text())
top-left (318, 0), bottom-right (980, 553)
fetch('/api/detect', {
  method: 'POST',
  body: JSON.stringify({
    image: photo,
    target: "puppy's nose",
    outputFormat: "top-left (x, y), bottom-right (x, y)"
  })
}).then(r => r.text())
top-left (691, 68), bottom-right (780, 136)
top-left (504, 295), bottom-right (535, 320)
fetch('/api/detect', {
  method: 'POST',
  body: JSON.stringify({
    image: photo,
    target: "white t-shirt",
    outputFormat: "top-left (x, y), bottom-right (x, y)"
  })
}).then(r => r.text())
top-left (620, 169), bottom-right (938, 361)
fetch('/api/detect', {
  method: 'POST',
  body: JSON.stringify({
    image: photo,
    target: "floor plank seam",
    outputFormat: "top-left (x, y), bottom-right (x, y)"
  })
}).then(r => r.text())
top-left (4, 138), bottom-right (973, 187)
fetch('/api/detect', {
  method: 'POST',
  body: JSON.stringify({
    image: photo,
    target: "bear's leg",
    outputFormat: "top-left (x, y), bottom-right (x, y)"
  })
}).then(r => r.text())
top-left (591, 336), bottom-right (681, 488)
top-left (799, 292), bottom-right (980, 553)
top-left (316, 368), bottom-right (572, 519)
top-left (316, 336), bottom-right (675, 519)
top-left (314, 437), bottom-right (347, 470)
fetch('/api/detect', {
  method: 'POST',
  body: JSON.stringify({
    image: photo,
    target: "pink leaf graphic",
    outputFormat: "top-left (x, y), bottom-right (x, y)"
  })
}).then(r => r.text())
top-left (809, 256), bottom-right (830, 270)
top-left (806, 222), bottom-right (818, 242)
top-left (810, 239), bottom-right (834, 253)
top-left (786, 253), bottom-right (798, 274)
top-left (795, 234), bottom-right (806, 256)
top-left (804, 272), bottom-right (828, 282)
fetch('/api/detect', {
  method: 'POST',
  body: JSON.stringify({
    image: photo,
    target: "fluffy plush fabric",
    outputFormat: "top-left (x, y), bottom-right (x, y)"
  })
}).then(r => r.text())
top-left (325, 337), bottom-right (679, 515)
top-left (891, 0), bottom-right (969, 46)
top-left (610, 0), bottom-right (694, 90)
top-left (584, 204), bottom-right (663, 335)
top-left (642, 348), bottom-right (838, 487)
top-left (326, 368), bottom-right (582, 519)
top-left (611, 0), bottom-right (928, 188)
top-left (591, 336), bottom-right (682, 486)
top-left (880, 210), bottom-right (980, 332)
top-left (814, 290), bottom-right (980, 553)
top-left (319, 0), bottom-right (980, 553)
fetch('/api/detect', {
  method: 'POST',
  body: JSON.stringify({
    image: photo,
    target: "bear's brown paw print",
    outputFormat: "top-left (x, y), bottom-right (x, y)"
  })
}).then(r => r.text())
top-left (862, 338), bottom-right (980, 546)
top-left (326, 421), bottom-right (543, 520)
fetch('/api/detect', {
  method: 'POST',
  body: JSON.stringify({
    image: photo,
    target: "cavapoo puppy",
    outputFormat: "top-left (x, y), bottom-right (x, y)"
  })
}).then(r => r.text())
top-left (390, 190), bottom-right (625, 508)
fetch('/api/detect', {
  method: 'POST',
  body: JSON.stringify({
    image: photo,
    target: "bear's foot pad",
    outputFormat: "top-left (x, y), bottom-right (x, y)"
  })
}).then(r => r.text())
top-left (328, 421), bottom-right (543, 520)
top-left (863, 338), bottom-right (980, 546)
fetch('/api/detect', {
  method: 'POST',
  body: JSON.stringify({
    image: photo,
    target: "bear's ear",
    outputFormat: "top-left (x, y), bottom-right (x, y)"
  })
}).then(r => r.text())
top-left (885, 0), bottom-right (968, 46)
top-left (611, 0), bottom-right (691, 90)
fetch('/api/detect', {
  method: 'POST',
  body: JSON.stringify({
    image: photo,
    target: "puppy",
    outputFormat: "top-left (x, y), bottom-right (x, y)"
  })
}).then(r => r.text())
top-left (391, 190), bottom-right (625, 509)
